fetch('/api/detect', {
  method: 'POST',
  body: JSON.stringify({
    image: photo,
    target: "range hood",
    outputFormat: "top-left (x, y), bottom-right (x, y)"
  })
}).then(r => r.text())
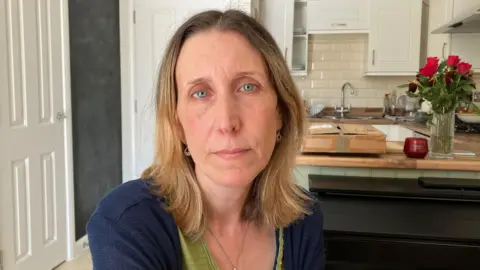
top-left (432, 4), bottom-right (480, 34)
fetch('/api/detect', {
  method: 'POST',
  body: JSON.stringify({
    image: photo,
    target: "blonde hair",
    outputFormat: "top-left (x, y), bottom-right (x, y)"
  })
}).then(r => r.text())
top-left (141, 9), bottom-right (312, 240)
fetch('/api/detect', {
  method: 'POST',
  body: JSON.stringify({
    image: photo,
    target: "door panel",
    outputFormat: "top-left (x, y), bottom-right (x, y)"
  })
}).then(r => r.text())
top-left (0, 0), bottom-right (69, 269)
top-left (262, 0), bottom-right (294, 70)
top-left (133, 0), bottom-right (228, 178)
top-left (368, 0), bottom-right (422, 72)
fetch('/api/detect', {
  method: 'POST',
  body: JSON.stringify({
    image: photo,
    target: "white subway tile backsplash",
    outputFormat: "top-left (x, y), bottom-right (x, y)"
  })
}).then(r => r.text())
top-left (311, 61), bottom-right (330, 70)
top-left (329, 79), bottom-right (365, 89)
top-left (321, 70), bottom-right (343, 80)
top-left (311, 80), bottom-right (330, 88)
top-left (341, 52), bottom-right (364, 61)
top-left (355, 89), bottom-right (379, 98)
top-left (293, 78), bottom-right (312, 89)
top-left (321, 51), bottom-right (342, 61)
top-left (350, 43), bottom-right (365, 51)
top-left (349, 61), bottom-right (364, 70)
top-left (332, 43), bottom-right (351, 51)
top-left (329, 61), bottom-right (351, 70)
top-left (312, 43), bottom-right (332, 51)
top-left (349, 98), bottom-right (368, 107)
top-left (340, 70), bottom-right (364, 79)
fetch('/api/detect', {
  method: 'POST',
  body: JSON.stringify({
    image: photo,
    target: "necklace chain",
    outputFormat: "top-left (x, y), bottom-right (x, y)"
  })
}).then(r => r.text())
top-left (207, 222), bottom-right (250, 270)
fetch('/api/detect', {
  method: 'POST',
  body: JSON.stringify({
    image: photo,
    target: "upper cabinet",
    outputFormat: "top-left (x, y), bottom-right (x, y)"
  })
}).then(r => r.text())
top-left (449, 0), bottom-right (480, 72)
top-left (428, 0), bottom-right (480, 72)
top-left (365, 0), bottom-right (424, 75)
top-left (427, 0), bottom-right (453, 59)
top-left (452, 0), bottom-right (480, 16)
top-left (261, 0), bottom-right (293, 70)
top-left (307, 0), bottom-right (369, 33)
top-left (261, 0), bottom-right (308, 76)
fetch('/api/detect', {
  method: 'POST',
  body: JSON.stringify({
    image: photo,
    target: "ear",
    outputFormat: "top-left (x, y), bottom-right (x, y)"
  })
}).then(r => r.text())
top-left (275, 106), bottom-right (283, 132)
top-left (173, 115), bottom-right (187, 144)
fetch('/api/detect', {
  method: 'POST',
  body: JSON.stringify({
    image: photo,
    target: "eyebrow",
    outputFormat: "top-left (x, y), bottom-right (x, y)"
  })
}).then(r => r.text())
top-left (186, 77), bottom-right (209, 86)
top-left (185, 71), bottom-right (263, 86)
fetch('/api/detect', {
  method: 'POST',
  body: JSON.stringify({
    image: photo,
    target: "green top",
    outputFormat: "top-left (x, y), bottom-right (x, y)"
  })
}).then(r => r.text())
top-left (179, 228), bottom-right (284, 270)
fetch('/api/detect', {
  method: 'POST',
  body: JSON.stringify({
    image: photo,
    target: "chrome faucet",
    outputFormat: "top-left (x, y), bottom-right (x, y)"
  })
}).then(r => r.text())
top-left (334, 82), bottom-right (355, 118)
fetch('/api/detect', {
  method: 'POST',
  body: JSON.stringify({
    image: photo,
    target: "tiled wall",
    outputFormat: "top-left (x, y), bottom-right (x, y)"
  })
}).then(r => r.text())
top-left (294, 34), bottom-right (480, 109)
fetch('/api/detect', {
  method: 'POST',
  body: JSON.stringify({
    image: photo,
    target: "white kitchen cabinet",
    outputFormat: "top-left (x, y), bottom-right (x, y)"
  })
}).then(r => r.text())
top-left (450, 0), bottom-right (480, 72)
top-left (372, 125), bottom-right (416, 142)
top-left (427, 0), bottom-right (453, 59)
top-left (261, 0), bottom-right (308, 76)
top-left (235, 0), bottom-right (261, 20)
top-left (306, 0), bottom-right (369, 34)
top-left (428, 0), bottom-right (480, 72)
top-left (452, 0), bottom-right (480, 16)
top-left (365, 0), bottom-right (424, 76)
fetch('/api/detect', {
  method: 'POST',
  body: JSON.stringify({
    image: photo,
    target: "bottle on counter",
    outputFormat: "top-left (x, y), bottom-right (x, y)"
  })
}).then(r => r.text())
top-left (390, 89), bottom-right (397, 116)
top-left (383, 93), bottom-right (391, 115)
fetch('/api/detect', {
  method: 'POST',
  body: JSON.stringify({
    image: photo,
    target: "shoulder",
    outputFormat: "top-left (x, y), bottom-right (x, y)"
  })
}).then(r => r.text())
top-left (282, 191), bottom-right (325, 270)
top-left (86, 179), bottom-right (182, 269)
top-left (90, 179), bottom-right (166, 221)
top-left (87, 178), bottom-right (177, 235)
top-left (288, 192), bottom-right (324, 232)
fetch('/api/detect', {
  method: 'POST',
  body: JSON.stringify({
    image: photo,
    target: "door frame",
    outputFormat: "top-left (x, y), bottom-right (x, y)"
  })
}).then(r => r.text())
top-left (58, 0), bottom-right (83, 262)
top-left (119, 0), bottom-right (136, 183)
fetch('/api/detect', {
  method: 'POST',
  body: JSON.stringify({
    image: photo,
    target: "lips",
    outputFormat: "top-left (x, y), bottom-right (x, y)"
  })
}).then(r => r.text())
top-left (213, 148), bottom-right (250, 160)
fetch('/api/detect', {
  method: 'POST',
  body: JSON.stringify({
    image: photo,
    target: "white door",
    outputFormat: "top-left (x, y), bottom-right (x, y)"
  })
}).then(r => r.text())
top-left (0, 0), bottom-right (69, 269)
top-left (132, 0), bottom-right (229, 178)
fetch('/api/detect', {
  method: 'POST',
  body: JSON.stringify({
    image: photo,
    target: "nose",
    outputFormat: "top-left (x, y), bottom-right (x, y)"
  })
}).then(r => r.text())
top-left (213, 91), bottom-right (240, 134)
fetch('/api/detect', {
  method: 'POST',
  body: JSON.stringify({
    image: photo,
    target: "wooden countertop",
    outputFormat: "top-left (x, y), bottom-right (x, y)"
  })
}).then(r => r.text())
top-left (297, 118), bottom-right (480, 171)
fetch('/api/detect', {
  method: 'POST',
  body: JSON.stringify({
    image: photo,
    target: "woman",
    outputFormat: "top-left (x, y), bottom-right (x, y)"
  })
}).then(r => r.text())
top-left (87, 9), bottom-right (325, 270)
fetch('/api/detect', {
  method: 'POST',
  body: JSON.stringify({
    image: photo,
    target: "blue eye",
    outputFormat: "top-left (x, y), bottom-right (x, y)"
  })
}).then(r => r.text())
top-left (193, 90), bottom-right (208, 99)
top-left (241, 83), bottom-right (256, 92)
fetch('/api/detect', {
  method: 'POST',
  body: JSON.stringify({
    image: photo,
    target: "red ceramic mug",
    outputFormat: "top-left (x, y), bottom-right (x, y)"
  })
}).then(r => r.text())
top-left (403, 137), bottom-right (429, 159)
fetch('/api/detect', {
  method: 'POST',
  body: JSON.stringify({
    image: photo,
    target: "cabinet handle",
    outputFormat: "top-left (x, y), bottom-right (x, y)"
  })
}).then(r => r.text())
top-left (284, 47), bottom-right (288, 59)
top-left (442, 42), bottom-right (447, 59)
top-left (331, 23), bottom-right (347, 27)
top-left (372, 49), bottom-right (375, 65)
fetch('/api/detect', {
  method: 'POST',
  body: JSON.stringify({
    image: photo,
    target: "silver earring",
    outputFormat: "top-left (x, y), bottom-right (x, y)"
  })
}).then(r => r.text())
top-left (276, 131), bottom-right (282, 142)
top-left (184, 147), bottom-right (191, 156)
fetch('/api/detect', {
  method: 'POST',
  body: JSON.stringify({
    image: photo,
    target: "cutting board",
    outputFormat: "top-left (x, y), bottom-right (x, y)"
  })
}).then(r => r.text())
top-left (301, 123), bottom-right (387, 154)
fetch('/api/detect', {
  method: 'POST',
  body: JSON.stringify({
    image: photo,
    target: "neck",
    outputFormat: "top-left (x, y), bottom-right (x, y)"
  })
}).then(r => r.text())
top-left (195, 168), bottom-right (251, 233)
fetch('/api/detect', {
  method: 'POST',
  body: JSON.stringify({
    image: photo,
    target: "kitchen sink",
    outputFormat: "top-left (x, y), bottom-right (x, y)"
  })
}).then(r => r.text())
top-left (345, 116), bottom-right (385, 120)
top-left (317, 114), bottom-right (385, 120)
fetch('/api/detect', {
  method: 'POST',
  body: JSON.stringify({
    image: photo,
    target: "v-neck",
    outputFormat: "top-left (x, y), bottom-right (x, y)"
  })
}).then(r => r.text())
top-left (178, 228), bottom-right (284, 270)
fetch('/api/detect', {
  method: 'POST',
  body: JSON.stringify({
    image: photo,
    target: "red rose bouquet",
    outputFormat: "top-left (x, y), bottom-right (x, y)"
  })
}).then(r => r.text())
top-left (399, 55), bottom-right (477, 159)
top-left (399, 55), bottom-right (477, 114)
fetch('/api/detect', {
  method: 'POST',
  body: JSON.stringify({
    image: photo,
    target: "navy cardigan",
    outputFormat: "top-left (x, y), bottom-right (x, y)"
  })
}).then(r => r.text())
top-left (86, 179), bottom-right (325, 270)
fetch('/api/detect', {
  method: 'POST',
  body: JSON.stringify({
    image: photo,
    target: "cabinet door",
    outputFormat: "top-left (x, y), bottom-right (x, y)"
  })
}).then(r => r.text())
top-left (452, 0), bottom-right (480, 16)
top-left (261, 0), bottom-right (294, 70)
top-left (427, 0), bottom-right (453, 59)
top-left (450, 0), bottom-right (480, 71)
top-left (307, 0), bottom-right (369, 33)
top-left (367, 0), bottom-right (423, 74)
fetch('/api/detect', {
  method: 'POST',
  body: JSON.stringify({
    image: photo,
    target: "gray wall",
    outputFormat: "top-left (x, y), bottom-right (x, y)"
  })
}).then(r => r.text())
top-left (68, 0), bottom-right (122, 240)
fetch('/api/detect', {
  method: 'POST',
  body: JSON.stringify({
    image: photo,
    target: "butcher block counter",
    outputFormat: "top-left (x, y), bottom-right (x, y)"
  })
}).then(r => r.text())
top-left (296, 118), bottom-right (480, 172)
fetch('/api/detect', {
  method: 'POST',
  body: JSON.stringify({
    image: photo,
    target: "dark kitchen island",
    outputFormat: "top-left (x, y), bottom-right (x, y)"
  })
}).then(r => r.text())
top-left (309, 174), bottom-right (480, 270)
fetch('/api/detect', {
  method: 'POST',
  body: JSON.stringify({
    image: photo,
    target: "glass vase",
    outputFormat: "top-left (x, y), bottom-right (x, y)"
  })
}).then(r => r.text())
top-left (429, 110), bottom-right (455, 159)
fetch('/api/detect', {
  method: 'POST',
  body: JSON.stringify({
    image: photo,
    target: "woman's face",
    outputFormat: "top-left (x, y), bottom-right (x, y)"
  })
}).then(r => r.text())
top-left (175, 29), bottom-right (282, 188)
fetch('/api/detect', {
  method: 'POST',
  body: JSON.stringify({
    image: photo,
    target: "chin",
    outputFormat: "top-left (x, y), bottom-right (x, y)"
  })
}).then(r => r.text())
top-left (211, 168), bottom-right (258, 188)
